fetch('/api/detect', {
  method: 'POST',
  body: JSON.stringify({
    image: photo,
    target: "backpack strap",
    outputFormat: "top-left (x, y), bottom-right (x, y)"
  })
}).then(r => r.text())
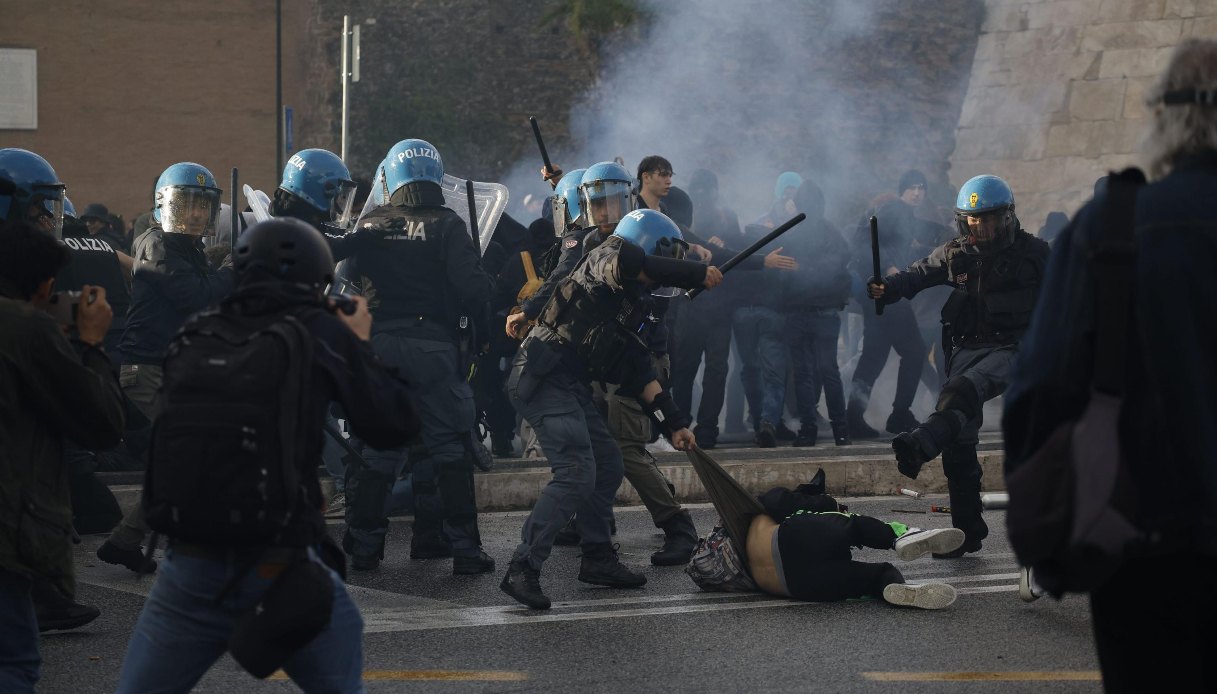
top-left (1090, 168), bottom-right (1146, 395)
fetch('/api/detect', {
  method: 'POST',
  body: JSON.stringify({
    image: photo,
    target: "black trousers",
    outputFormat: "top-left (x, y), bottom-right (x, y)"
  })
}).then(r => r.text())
top-left (672, 299), bottom-right (734, 429)
top-left (850, 301), bottom-right (925, 413)
top-left (777, 512), bottom-right (902, 602)
top-left (1090, 553), bottom-right (1217, 692)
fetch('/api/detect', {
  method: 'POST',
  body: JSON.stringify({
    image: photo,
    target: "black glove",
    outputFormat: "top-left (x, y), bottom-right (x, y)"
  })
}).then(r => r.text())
top-left (647, 391), bottom-right (691, 437)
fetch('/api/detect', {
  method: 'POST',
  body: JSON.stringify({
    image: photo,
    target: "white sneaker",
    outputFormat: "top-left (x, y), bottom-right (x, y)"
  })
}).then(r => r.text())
top-left (893, 528), bottom-right (965, 561)
top-left (1019, 566), bottom-right (1044, 603)
top-left (883, 582), bottom-right (957, 610)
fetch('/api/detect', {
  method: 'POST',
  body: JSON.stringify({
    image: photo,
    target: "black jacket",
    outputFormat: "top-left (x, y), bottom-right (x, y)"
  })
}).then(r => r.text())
top-left (221, 283), bottom-right (420, 546)
top-left (348, 204), bottom-right (492, 343)
top-left (120, 227), bottom-right (234, 365)
top-left (1004, 151), bottom-right (1217, 553)
top-left (57, 224), bottom-right (132, 359)
top-left (779, 218), bottom-right (851, 311)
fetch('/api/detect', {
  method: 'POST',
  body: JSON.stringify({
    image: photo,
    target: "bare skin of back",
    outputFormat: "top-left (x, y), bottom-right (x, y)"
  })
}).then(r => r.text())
top-left (746, 514), bottom-right (790, 597)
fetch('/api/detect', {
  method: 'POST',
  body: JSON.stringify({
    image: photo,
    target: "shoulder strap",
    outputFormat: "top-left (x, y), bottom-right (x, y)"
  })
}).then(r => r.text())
top-left (1091, 168), bottom-right (1146, 395)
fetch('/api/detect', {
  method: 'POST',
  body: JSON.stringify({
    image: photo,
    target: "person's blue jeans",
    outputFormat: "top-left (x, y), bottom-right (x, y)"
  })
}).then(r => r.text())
top-left (116, 548), bottom-right (365, 694)
top-left (0, 570), bottom-right (39, 693)
top-left (787, 310), bottom-right (847, 427)
top-left (321, 410), bottom-right (348, 493)
top-left (733, 306), bottom-right (788, 428)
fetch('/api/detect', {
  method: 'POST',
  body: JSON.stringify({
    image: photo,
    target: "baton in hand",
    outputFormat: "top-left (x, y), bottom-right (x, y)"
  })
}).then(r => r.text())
top-left (870, 215), bottom-right (884, 316)
top-left (230, 168), bottom-right (239, 252)
top-left (529, 116), bottom-right (556, 183)
top-left (686, 212), bottom-right (806, 300)
top-left (465, 179), bottom-right (481, 256)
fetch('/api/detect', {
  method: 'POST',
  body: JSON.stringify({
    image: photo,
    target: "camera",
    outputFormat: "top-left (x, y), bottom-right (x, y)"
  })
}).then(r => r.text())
top-left (47, 290), bottom-right (82, 325)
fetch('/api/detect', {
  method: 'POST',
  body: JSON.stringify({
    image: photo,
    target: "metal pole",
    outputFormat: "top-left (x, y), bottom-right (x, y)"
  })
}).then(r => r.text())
top-left (275, 0), bottom-right (283, 180)
top-left (340, 15), bottom-right (350, 162)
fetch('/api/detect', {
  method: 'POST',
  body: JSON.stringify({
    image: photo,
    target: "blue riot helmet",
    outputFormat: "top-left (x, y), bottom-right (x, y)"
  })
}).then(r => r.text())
top-left (580, 161), bottom-right (634, 230)
top-left (280, 149), bottom-right (357, 226)
top-left (551, 167), bottom-right (587, 236)
top-left (613, 208), bottom-right (688, 260)
top-left (0, 148), bottom-right (66, 238)
top-left (383, 139), bottom-right (444, 205)
top-left (154, 162), bottom-right (221, 236)
top-left (954, 174), bottom-right (1018, 253)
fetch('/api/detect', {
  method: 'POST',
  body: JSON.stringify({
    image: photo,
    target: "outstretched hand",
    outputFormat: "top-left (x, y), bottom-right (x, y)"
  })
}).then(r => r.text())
top-left (764, 247), bottom-right (798, 271)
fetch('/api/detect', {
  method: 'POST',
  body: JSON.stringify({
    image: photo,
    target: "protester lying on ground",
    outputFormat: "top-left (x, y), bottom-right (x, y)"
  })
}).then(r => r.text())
top-left (689, 476), bottom-right (964, 609)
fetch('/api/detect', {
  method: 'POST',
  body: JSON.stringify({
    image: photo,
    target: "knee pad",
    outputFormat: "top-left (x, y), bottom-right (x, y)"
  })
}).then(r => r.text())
top-left (345, 470), bottom-right (394, 530)
top-left (935, 376), bottom-right (982, 420)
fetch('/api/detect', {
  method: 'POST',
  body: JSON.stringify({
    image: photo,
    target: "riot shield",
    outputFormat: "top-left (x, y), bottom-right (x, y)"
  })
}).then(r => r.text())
top-left (353, 169), bottom-right (508, 257)
top-left (243, 185), bottom-right (273, 223)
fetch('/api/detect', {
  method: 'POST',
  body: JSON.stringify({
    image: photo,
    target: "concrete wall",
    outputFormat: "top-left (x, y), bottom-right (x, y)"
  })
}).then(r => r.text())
top-left (0, 0), bottom-right (317, 224)
top-left (949, 0), bottom-right (1217, 230)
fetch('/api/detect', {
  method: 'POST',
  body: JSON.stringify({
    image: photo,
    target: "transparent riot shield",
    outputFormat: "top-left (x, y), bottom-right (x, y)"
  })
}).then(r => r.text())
top-left (243, 185), bottom-right (273, 223)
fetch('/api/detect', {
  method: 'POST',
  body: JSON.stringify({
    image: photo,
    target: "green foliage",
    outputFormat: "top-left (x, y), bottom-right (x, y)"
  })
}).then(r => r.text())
top-left (541, 0), bottom-right (645, 58)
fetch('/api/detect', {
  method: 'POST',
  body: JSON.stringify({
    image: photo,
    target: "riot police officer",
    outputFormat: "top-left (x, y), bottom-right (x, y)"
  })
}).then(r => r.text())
top-left (272, 148), bottom-right (358, 233)
top-left (868, 175), bottom-right (1049, 557)
top-left (341, 138), bottom-right (495, 574)
top-left (97, 162), bottom-right (232, 572)
top-left (501, 209), bottom-right (722, 609)
top-left (0, 148), bottom-right (66, 238)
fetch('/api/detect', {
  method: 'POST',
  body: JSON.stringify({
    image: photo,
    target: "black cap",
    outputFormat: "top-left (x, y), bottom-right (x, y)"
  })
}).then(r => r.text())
top-left (898, 170), bottom-right (927, 194)
top-left (80, 203), bottom-right (110, 222)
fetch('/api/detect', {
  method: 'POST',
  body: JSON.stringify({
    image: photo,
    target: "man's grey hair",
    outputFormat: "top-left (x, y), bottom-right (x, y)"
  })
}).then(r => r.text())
top-left (1140, 39), bottom-right (1217, 179)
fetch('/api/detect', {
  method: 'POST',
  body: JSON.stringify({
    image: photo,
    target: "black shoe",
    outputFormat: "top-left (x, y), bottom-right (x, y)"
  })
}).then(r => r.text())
top-left (97, 540), bottom-right (157, 574)
top-left (932, 537), bottom-right (984, 559)
top-left (831, 421), bottom-right (851, 446)
top-left (500, 560), bottom-right (551, 609)
top-left (693, 424), bottom-right (718, 450)
top-left (651, 512), bottom-right (698, 566)
top-left (791, 427), bottom-right (817, 447)
top-left (410, 533), bottom-right (453, 559)
top-left (32, 582), bottom-right (100, 633)
top-left (886, 409), bottom-right (921, 435)
top-left (775, 422), bottom-right (797, 441)
top-left (892, 431), bottom-right (930, 480)
top-left (579, 544), bottom-right (647, 587)
top-left (554, 516), bottom-right (581, 546)
top-left (755, 421), bottom-right (777, 448)
top-left (350, 553), bottom-right (380, 571)
top-left (491, 437), bottom-right (516, 458)
top-left (846, 406), bottom-right (881, 439)
top-left (453, 550), bottom-right (496, 575)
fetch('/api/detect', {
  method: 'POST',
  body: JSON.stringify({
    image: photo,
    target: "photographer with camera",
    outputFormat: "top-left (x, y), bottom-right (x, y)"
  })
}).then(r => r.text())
top-left (0, 221), bottom-right (126, 692)
top-left (115, 218), bottom-right (420, 691)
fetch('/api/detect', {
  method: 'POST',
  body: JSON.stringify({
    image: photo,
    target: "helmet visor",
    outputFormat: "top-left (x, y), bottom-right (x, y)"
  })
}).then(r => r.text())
top-left (958, 210), bottom-right (1006, 250)
top-left (331, 181), bottom-right (358, 228)
top-left (30, 186), bottom-right (65, 239)
top-left (552, 196), bottom-right (568, 237)
top-left (161, 186), bottom-right (220, 236)
top-left (581, 180), bottom-right (633, 228)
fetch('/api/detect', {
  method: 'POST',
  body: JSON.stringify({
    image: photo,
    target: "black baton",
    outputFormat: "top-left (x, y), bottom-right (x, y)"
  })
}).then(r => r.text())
top-left (870, 215), bottom-right (884, 316)
top-left (230, 168), bottom-right (239, 250)
top-left (529, 116), bottom-right (556, 183)
top-left (686, 212), bottom-right (806, 300)
top-left (465, 179), bottom-right (481, 256)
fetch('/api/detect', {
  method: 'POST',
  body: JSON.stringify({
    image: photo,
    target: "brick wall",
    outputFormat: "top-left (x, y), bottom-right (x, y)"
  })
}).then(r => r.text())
top-left (0, 0), bottom-right (316, 224)
top-left (949, 0), bottom-right (1217, 232)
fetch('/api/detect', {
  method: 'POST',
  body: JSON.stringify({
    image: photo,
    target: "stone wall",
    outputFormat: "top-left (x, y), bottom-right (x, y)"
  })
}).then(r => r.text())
top-left (949, 0), bottom-right (1217, 231)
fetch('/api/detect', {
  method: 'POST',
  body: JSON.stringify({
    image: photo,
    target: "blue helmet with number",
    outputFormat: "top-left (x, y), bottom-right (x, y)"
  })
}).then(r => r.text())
top-left (953, 174), bottom-right (1018, 253)
top-left (384, 139), bottom-right (444, 198)
top-left (280, 149), bottom-right (357, 224)
top-left (580, 161), bottom-right (634, 229)
top-left (154, 162), bottom-right (221, 236)
top-left (551, 167), bottom-right (587, 236)
top-left (0, 148), bottom-right (66, 238)
top-left (612, 208), bottom-right (688, 259)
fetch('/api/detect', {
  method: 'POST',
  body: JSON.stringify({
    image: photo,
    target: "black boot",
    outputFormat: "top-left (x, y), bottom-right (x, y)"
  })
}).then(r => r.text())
top-left (846, 398), bottom-right (880, 439)
top-left (491, 435), bottom-right (516, 458)
top-left (651, 512), bottom-right (698, 566)
top-left (831, 421), bottom-right (851, 446)
top-left (32, 580), bottom-right (100, 632)
top-left (579, 543), bottom-right (647, 587)
top-left (693, 424), bottom-right (719, 450)
top-left (500, 559), bottom-right (551, 609)
top-left (97, 540), bottom-right (157, 574)
top-left (755, 420), bottom-right (777, 448)
top-left (791, 425), bottom-right (817, 447)
top-left (775, 422), bottom-right (797, 441)
top-left (453, 549), bottom-right (497, 575)
top-left (934, 451), bottom-right (988, 558)
top-left (892, 413), bottom-right (955, 480)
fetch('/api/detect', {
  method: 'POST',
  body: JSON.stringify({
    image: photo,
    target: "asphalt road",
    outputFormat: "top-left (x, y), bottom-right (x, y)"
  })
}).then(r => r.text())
top-left (45, 495), bottom-right (1099, 693)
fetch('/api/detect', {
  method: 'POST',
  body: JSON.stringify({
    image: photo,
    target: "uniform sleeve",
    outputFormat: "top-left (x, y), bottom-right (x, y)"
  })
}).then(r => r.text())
top-left (25, 317), bottom-right (125, 450)
top-left (141, 235), bottom-right (234, 314)
top-left (443, 218), bottom-right (494, 308)
top-left (522, 233), bottom-right (583, 319)
top-left (882, 243), bottom-right (951, 304)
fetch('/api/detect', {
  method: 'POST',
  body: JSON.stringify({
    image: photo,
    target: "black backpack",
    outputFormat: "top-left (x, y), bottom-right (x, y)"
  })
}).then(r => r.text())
top-left (144, 308), bottom-right (314, 546)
